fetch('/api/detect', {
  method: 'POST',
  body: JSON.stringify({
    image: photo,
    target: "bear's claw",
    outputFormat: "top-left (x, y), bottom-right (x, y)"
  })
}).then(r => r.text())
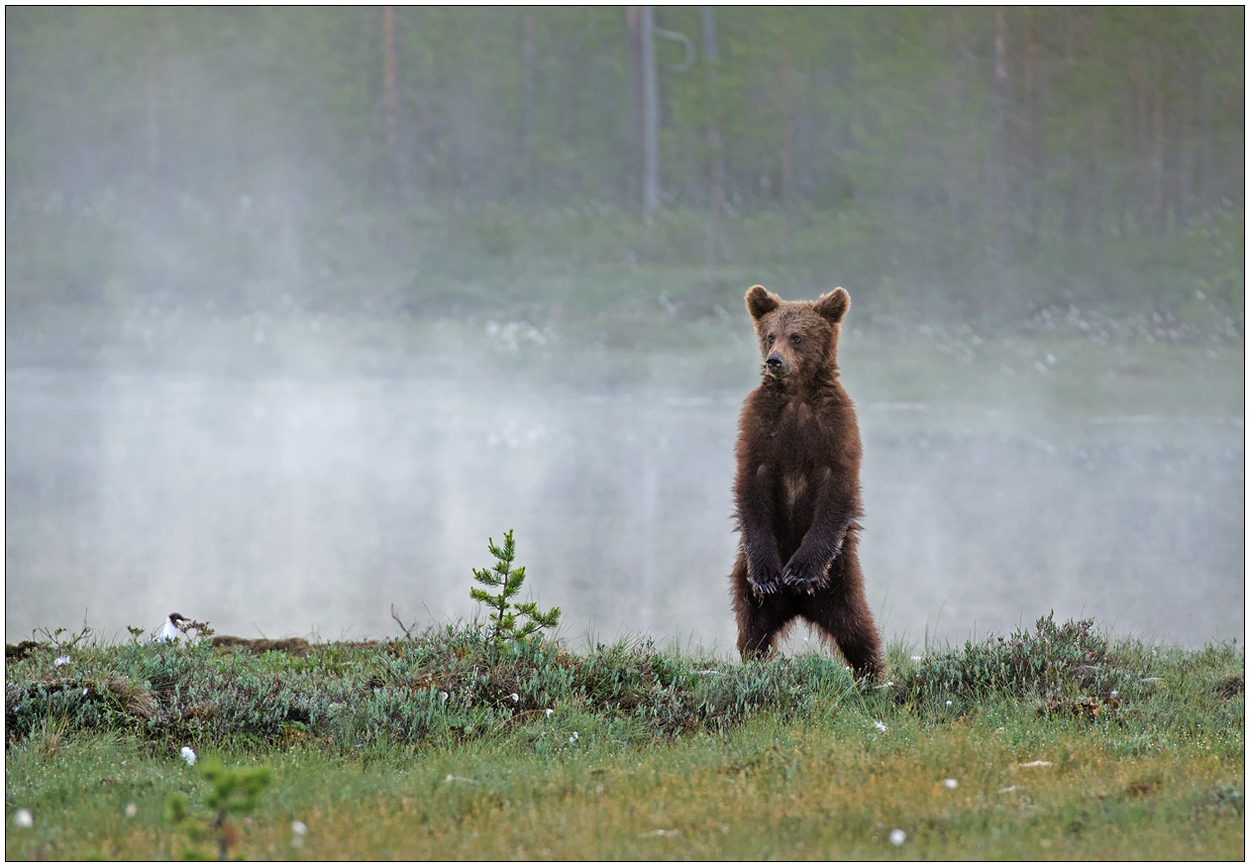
top-left (781, 566), bottom-right (825, 591)
top-left (749, 572), bottom-right (783, 598)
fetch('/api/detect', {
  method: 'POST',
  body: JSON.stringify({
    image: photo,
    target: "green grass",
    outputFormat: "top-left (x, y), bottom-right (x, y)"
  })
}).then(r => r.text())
top-left (4, 716), bottom-right (1243, 860)
top-left (5, 616), bottom-right (1244, 859)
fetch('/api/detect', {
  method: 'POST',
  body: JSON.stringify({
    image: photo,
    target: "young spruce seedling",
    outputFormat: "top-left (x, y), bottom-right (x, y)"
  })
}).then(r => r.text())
top-left (470, 530), bottom-right (560, 650)
top-left (167, 759), bottom-right (271, 860)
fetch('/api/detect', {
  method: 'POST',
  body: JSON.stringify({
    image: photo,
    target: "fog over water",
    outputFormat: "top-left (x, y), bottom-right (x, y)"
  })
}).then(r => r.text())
top-left (7, 354), bottom-right (1242, 650)
top-left (6, 8), bottom-right (1244, 655)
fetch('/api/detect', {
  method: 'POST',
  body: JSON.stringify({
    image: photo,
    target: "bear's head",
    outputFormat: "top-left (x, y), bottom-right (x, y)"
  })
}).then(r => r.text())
top-left (745, 284), bottom-right (850, 381)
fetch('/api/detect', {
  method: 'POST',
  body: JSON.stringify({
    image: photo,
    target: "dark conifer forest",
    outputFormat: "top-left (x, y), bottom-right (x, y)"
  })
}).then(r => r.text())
top-left (6, 7), bottom-right (1244, 323)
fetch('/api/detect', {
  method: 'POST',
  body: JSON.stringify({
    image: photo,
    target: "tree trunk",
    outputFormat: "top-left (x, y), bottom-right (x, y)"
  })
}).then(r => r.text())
top-left (626, 7), bottom-right (644, 209)
top-left (144, 13), bottom-right (167, 191)
top-left (641, 6), bottom-right (660, 216)
top-left (992, 6), bottom-right (1013, 263)
top-left (701, 6), bottom-right (724, 287)
top-left (1132, 46), bottom-right (1148, 236)
top-left (1199, 67), bottom-right (1215, 213)
top-left (146, 62), bottom-right (160, 182)
top-left (779, 23), bottom-right (794, 258)
top-left (381, 6), bottom-right (407, 206)
top-left (1022, 12), bottom-right (1039, 248)
top-left (946, 8), bottom-right (967, 230)
top-left (521, 6), bottom-right (535, 194)
top-left (1152, 43), bottom-right (1166, 235)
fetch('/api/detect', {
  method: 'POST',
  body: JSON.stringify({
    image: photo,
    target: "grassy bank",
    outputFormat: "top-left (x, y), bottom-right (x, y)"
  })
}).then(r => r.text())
top-left (5, 615), bottom-right (1244, 859)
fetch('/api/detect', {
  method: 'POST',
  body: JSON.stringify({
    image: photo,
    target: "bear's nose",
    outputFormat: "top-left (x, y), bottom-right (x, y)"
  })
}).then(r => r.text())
top-left (765, 354), bottom-right (784, 371)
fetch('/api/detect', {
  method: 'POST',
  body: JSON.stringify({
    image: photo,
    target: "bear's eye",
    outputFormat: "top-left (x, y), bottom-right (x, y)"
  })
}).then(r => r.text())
top-left (766, 334), bottom-right (775, 345)
top-left (789, 334), bottom-right (802, 346)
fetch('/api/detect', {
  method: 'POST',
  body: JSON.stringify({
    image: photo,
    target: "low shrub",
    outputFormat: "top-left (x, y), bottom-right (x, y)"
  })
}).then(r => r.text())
top-left (5, 614), bottom-right (1242, 755)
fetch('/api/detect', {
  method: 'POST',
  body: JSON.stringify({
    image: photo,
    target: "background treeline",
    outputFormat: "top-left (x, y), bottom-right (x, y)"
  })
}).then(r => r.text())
top-left (5, 6), bottom-right (1244, 326)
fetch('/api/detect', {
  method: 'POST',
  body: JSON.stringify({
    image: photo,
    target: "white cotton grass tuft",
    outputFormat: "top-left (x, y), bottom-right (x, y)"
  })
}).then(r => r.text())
top-left (942, 778), bottom-right (959, 789)
top-left (125, 802), bottom-right (138, 818)
top-left (15, 809), bottom-right (33, 828)
top-left (873, 720), bottom-right (887, 733)
top-left (292, 820), bottom-right (307, 835)
top-left (181, 746), bottom-right (197, 765)
top-left (889, 829), bottom-right (906, 846)
top-left (510, 693), bottom-right (520, 703)
top-left (569, 731), bottom-right (580, 744)
top-left (54, 656), bottom-right (71, 667)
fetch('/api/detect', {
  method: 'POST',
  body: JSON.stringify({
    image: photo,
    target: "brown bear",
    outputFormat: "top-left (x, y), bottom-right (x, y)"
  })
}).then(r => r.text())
top-left (730, 284), bottom-right (883, 677)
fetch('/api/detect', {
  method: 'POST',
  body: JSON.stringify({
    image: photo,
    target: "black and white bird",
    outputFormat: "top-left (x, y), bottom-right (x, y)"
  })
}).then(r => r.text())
top-left (153, 612), bottom-right (190, 643)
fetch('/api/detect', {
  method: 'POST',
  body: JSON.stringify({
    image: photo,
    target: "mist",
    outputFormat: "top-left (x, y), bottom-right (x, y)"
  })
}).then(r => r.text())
top-left (6, 8), bottom-right (1244, 651)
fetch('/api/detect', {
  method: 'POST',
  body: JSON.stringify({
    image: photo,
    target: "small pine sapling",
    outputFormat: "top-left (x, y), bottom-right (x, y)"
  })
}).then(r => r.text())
top-left (167, 759), bottom-right (272, 860)
top-left (470, 529), bottom-right (560, 649)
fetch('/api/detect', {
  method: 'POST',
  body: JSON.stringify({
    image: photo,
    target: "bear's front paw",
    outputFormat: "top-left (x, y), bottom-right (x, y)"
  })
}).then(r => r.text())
top-left (782, 560), bottom-right (827, 594)
top-left (748, 567), bottom-right (783, 598)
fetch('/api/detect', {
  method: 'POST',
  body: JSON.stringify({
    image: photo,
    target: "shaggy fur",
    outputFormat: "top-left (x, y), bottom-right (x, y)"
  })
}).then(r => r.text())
top-left (730, 284), bottom-right (883, 677)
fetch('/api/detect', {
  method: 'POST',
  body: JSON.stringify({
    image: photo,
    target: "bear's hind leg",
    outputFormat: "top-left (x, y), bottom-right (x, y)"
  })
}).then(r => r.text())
top-left (737, 605), bottom-right (795, 658)
top-left (800, 542), bottom-right (883, 678)
top-left (732, 551), bottom-right (797, 658)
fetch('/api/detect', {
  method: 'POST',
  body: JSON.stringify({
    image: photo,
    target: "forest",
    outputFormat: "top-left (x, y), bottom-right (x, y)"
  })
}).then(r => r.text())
top-left (6, 6), bottom-right (1244, 326)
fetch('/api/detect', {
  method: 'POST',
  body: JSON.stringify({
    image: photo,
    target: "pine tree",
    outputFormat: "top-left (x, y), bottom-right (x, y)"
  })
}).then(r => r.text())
top-left (470, 530), bottom-right (560, 649)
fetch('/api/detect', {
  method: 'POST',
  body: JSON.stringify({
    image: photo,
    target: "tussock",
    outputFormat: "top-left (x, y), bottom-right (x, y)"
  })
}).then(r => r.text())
top-left (4, 615), bottom-right (1243, 758)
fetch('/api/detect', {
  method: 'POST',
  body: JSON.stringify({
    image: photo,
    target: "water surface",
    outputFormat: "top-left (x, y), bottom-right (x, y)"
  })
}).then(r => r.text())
top-left (6, 367), bottom-right (1243, 650)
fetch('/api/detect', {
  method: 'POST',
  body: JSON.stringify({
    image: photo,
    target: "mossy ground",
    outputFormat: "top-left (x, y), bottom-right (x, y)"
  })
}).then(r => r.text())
top-left (5, 616), bottom-right (1243, 859)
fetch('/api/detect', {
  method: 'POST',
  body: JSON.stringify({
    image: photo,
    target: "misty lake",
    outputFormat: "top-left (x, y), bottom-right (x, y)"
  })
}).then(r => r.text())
top-left (8, 5), bottom-right (1245, 665)
top-left (5, 363), bottom-right (1244, 651)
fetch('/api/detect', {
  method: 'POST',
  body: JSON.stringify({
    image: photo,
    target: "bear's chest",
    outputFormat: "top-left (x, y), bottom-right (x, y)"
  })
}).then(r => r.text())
top-left (762, 400), bottom-right (835, 520)
top-left (761, 398), bottom-right (832, 467)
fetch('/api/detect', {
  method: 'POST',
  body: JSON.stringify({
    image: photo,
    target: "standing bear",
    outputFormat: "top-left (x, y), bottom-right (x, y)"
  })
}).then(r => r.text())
top-left (730, 284), bottom-right (883, 677)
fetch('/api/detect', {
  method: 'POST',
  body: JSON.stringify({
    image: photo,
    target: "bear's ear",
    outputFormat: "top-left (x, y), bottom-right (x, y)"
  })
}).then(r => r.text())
top-left (814, 287), bottom-right (850, 324)
top-left (745, 284), bottom-right (781, 322)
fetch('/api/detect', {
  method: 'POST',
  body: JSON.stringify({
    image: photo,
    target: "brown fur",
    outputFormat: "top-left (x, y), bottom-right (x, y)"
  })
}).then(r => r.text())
top-left (731, 284), bottom-right (883, 677)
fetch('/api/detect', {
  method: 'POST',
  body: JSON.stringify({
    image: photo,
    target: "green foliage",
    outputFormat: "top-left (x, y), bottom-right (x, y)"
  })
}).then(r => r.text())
top-left (3, 8), bottom-right (1243, 325)
top-left (32, 618), bottom-right (94, 652)
top-left (4, 615), bottom-right (1243, 766)
top-left (201, 759), bottom-right (272, 819)
top-left (469, 530), bottom-right (561, 650)
top-left (4, 689), bottom-right (1243, 860)
top-left (3, 613), bottom-right (1243, 859)
top-left (165, 758), bottom-right (272, 860)
top-left (469, 205), bottom-right (523, 258)
top-left (895, 613), bottom-right (1115, 704)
